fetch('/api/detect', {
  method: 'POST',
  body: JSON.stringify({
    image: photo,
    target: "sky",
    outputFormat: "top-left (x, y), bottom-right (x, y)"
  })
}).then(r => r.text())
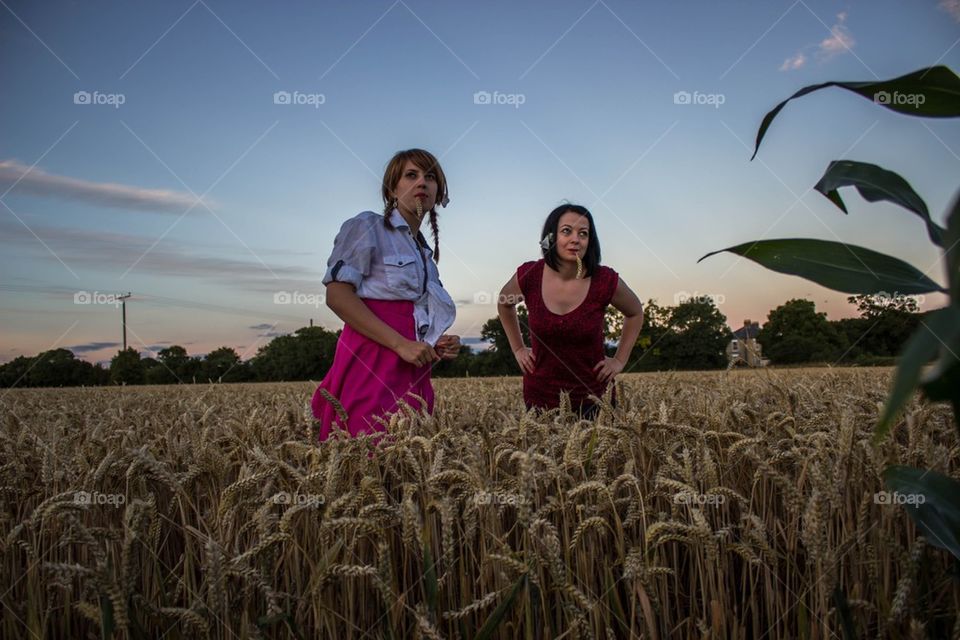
top-left (1, 0), bottom-right (959, 365)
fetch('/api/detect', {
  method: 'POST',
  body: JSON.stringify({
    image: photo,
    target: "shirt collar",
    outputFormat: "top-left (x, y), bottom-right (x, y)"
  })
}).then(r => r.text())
top-left (388, 208), bottom-right (432, 254)
top-left (388, 207), bottom-right (408, 229)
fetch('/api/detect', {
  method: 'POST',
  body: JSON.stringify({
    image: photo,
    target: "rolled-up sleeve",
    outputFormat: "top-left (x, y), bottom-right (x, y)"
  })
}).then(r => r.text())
top-left (322, 215), bottom-right (377, 289)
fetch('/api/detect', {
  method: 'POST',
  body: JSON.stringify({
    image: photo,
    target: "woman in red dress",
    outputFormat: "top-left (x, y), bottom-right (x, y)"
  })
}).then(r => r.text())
top-left (496, 204), bottom-right (644, 419)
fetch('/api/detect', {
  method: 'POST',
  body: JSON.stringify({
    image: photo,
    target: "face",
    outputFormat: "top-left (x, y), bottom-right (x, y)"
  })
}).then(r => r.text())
top-left (556, 211), bottom-right (590, 260)
top-left (391, 160), bottom-right (438, 215)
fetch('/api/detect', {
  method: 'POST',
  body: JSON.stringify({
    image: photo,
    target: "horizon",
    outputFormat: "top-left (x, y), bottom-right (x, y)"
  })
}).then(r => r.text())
top-left (2, 0), bottom-right (958, 366)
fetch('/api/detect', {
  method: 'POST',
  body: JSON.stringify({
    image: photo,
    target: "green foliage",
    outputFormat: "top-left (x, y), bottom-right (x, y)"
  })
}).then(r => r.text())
top-left (203, 347), bottom-right (247, 383)
top-left (759, 299), bottom-right (847, 364)
top-left (249, 326), bottom-right (339, 382)
top-left (832, 294), bottom-right (925, 361)
top-left (656, 298), bottom-right (732, 370)
top-left (698, 238), bottom-right (944, 296)
top-left (751, 66), bottom-right (960, 159)
top-left (110, 348), bottom-right (145, 385)
top-left (704, 64), bottom-right (960, 560)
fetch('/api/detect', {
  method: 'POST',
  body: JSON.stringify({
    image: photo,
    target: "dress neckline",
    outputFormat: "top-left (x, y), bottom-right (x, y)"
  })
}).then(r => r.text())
top-left (539, 260), bottom-right (595, 317)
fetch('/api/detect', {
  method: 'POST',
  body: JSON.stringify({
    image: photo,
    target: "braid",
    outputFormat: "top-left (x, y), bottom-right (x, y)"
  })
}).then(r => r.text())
top-left (383, 200), bottom-right (394, 229)
top-left (428, 208), bottom-right (440, 263)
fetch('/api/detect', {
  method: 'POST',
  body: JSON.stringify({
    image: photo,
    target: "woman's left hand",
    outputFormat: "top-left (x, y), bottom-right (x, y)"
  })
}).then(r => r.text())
top-left (435, 334), bottom-right (461, 360)
top-left (593, 357), bottom-right (624, 383)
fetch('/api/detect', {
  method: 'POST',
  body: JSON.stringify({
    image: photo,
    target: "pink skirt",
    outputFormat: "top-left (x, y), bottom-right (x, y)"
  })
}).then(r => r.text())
top-left (311, 298), bottom-right (434, 442)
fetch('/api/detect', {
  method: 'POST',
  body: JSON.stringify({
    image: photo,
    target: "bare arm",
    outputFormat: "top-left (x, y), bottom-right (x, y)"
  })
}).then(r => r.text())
top-left (610, 278), bottom-right (644, 365)
top-left (496, 275), bottom-right (526, 353)
top-left (325, 282), bottom-right (437, 366)
top-left (496, 274), bottom-right (535, 374)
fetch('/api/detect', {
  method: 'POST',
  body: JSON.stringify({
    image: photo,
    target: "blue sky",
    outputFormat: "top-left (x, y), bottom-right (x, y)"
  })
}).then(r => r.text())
top-left (2, 0), bottom-right (959, 364)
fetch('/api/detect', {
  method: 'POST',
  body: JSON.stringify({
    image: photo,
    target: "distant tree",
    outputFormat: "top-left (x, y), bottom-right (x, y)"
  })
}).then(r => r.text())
top-left (110, 348), bottom-right (144, 385)
top-left (835, 293), bottom-right (925, 359)
top-left (250, 326), bottom-right (339, 381)
top-left (203, 346), bottom-right (248, 382)
top-left (476, 305), bottom-right (530, 375)
top-left (431, 345), bottom-right (474, 378)
top-left (628, 299), bottom-right (672, 371)
top-left (25, 349), bottom-right (96, 387)
top-left (759, 299), bottom-right (847, 364)
top-left (657, 298), bottom-right (731, 370)
top-left (157, 346), bottom-right (190, 383)
top-left (0, 356), bottom-right (35, 388)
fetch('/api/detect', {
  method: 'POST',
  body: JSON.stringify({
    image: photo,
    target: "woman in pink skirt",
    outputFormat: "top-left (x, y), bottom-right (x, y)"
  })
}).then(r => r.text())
top-left (311, 149), bottom-right (461, 442)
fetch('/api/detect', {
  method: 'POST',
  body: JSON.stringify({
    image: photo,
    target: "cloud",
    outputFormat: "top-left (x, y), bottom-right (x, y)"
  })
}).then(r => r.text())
top-left (779, 13), bottom-right (854, 72)
top-left (0, 218), bottom-right (323, 294)
top-left (940, 0), bottom-right (960, 21)
top-left (779, 52), bottom-right (806, 71)
top-left (67, 341), bottom-right (120, 353)
top-left (817, 12), bottom-right (854, 59)
top-left (0, 159), bottom-right (213, 214)
top-left (258, 331), bottom-right (284, 338)
top-left (249, 323), bottom-right (274, 330)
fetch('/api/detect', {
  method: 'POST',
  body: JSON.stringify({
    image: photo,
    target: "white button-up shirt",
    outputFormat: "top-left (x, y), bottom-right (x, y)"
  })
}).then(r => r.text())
top-left (322, 209), bottom-right (456, 346)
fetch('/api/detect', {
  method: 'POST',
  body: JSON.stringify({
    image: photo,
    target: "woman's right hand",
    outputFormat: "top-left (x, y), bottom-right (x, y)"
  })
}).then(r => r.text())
top-left (513, 346), bottom-right (535, 374)
top-left (396, 339), bottom-right (439, 368)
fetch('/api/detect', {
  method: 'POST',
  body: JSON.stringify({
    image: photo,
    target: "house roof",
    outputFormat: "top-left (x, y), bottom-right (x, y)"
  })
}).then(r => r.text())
top-left (732, 324), bottom-right (761, 339)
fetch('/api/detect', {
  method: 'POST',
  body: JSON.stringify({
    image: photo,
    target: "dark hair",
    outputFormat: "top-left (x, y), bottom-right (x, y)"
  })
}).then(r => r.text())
top-left (540, 204), bottom-right (601, 277)
top-left (381, 148), bottom-right (448, 263)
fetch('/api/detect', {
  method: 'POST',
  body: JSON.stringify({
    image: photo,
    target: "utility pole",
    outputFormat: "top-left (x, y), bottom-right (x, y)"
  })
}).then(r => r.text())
top-left (118, 292), bottom-right (132, 350)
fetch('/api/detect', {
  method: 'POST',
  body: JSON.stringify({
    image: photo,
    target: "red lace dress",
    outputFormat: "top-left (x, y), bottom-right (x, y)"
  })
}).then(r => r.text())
top-left (516, 259), bottom-right (620, 411)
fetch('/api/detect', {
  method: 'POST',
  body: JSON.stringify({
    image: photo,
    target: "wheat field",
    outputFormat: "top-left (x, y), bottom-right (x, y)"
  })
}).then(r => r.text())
top-left (1, 368), bottom-right (957, 639)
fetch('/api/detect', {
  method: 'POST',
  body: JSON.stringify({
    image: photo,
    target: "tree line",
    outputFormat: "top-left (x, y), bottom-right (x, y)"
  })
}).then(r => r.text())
top-left (0, 293), bottom-right (925, 388)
